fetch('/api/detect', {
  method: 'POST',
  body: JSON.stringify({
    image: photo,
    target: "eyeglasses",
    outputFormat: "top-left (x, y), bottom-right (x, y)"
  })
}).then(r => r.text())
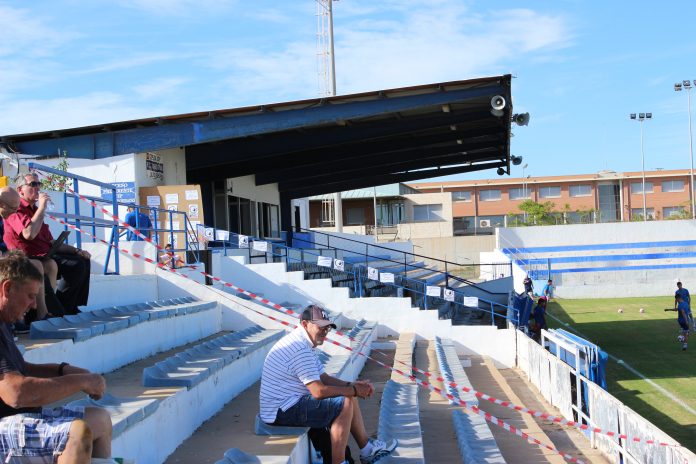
top-left (23, 181), bottom-right (41, 188)
top-left (311, 322), bottom-right (332, 333)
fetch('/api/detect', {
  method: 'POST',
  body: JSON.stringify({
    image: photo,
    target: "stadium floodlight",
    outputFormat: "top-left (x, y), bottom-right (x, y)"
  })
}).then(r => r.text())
top-left (497, 167), bottom-right (505, 176)
top-left (630, 112), bottom-right (652, 222)
top-left (674, 79), bottom-right (696, 219)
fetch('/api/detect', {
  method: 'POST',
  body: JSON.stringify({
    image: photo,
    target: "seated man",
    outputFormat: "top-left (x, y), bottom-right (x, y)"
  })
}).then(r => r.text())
top-left (0, 186), bottom-right (59, 324)
top-left (124, 204), bottom-right (152, 241)
top-left (159, 243), bottom-right (185, 269)
top-left (259, 305), bottom-right (398, 464)
top-left (0, 251), bottom-right (112, 462)
top-left (3, 174), bottom-right (91, 315)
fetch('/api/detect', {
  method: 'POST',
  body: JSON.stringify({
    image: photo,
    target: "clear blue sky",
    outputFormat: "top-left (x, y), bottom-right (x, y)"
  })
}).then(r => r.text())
top-left (2, 1), bottom-right (695, 180)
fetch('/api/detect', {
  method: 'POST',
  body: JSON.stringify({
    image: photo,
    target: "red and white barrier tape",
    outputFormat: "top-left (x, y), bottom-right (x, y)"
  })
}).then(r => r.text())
top-left (34, 172), bottom-right (681, 453)
top-left (45, 213), bottom-right (590, 463)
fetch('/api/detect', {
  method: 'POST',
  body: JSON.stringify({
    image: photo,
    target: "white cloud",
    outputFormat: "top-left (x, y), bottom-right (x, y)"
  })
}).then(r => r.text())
top-left (116, 0), bottom-right (237, 16)
top-left (0, 92), bottom-right (170, 135)
top-left (133, 77), bottom-right (190, 99)
top-left (0, 5), bottom-right (77, 57)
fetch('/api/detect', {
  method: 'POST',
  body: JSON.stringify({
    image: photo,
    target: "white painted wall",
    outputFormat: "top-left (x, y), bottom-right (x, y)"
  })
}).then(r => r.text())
top-left (292, 198), bottom-right (310, 230)
top-left (134, 148), bottom-right (187, 187)
top-left (498, 221), bottom-right (696, 298)
top-left (228, 175), bottom-right (280, 205)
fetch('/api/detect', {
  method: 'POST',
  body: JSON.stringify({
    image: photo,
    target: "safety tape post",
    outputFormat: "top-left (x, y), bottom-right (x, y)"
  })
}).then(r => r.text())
top-left (33, 169), bottom-right (682, 453)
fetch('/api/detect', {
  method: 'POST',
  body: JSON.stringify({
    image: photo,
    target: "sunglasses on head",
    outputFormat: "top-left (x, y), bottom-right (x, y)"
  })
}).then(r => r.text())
top-left (24, 181), bottom-right (41, 188)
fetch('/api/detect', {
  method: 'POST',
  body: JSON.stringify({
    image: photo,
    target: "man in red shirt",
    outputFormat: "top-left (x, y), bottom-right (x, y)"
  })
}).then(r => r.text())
top-left (3, 173), bottom-right (91, 315)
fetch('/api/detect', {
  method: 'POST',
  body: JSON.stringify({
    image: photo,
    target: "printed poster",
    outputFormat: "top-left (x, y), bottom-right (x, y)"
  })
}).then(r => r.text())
top-left (146, 196), bottom-right (161, 206)
top-left (317, 256), bottom-right (332, 267)
top-left (444, 288), bottom-right (455, 302)
top-left (238, 235), bottom-right (249, 248)
top-left (185, 189), bottom-right (199, 200)
top-left (216, 230), bottom-right (230, 241)
top-left (333, 259), bottom-right (345, 271)
top-left (379, 272), bottom-right (395, 284)
top-left (367, 267), bottom-right (379, 281)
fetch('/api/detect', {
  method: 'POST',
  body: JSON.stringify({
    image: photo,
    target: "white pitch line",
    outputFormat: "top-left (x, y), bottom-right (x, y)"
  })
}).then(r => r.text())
top-left (546, 312), bottom-right (696, 418)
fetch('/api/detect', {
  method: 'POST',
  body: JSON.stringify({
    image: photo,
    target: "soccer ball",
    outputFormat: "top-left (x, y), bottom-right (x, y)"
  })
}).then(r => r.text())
top-left (639, 308), bottom-right (645, 313)
top-left (678, 335), bottom-right (685, 343)
top-left (618, 308), bottom-right (624, 313)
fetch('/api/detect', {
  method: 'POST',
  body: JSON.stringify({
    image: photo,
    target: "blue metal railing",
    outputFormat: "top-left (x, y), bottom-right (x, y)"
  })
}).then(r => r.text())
top-left (203, 229), bottom-right (518, 326)
top-left (29, 162), bottom-right (200, 274)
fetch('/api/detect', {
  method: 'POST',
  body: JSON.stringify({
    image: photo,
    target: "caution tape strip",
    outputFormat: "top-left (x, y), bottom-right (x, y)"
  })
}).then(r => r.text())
top-left (32, 170), bottom-right (681, 453)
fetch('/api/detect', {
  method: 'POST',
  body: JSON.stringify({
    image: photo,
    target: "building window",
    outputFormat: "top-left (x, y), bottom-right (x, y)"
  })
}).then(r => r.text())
top-left (569, 184), bottom-right (592, 197)
top-left (508, 188), bottom-right (530, 200)
top-left (452, 191), bottom-right (471, 201)
top-left (662, 180), bottom-right (685, 192)
top-left (477, 215), bottom-right (505, 230)
top-left (453, 217), bottom-right (473, 235)
top-left (539, 186), bottom-right (561, 198)
top-left (630, 182), bottom-right (653, 194)
top-left (413, 204), bottom-right (443, 222)
top-left (663, 206), bottom-right (686, 218)
top-left (479, 189), bottom-right (501, 201)
top-left (630, 208), bottom-right (655, 220)
top-left (346, 207), bottom-right (365, 225)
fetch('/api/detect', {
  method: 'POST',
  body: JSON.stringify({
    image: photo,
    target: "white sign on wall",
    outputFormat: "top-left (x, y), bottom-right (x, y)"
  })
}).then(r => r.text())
top-left (463, 296), bottom-right (479, 307)
top-left (426, 286), bottom-right (441, 297)
top-left (317, 256), bottom-right (332, 267)
top-left (238, 235), bottom-right (249, 248)
top-left (379, 272), bottom-right (395, 284)
top-left (333, 259), bottom-right (345, 271)
top-left (367, 267), bottom-right (379, 280)
top-left (444, 288), bottom-right (455, 302)
top-left (146, 152), bottom-right (164, 181)
top-left (252, 240), bottom-right (268, 252)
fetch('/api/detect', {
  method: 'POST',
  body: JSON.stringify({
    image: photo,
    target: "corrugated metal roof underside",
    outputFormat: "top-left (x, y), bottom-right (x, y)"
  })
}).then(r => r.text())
top-left (1, 75), bottom-right (514, 199)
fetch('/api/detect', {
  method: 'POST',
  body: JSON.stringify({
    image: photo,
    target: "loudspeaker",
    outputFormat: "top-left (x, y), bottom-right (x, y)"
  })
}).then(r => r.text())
top-left (513, 112), bottom-right (530, 126)
top-left (491, 95), bottom-right (506, 110)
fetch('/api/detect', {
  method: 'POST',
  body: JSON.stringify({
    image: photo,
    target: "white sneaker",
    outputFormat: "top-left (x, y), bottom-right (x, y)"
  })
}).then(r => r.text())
top-left (360, 438), bottom-right (398, 464)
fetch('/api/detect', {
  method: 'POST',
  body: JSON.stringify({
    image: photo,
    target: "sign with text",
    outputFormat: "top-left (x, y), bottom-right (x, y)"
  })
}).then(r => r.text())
top-left (100, 181), bottom-right (136, 203)
top-left (333, 259), bottom-right (345, 271)
top-left (367, 267), bottom-right (379, 280)
top-left (146, 152), bottom-right (164, 181)
top-left (379, 272), bottom-right (395, 284)
top-left (317, 256), bottom-right (332, 267)
top-left (252, 240), bottom-right (268, 252)
top-left (463, 296), bottom-right (479, 308)
top-left (444, 288), bottom-right (455, 302)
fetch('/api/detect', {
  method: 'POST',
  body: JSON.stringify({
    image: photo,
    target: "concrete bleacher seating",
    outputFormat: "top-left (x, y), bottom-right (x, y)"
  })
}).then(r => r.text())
top-left (434, 337), bottom-right (505, 463)
top-left (378, 381), bottom-right (424, 462)
top-left (30, 297), bottom-right (212, 341)
top-left (142, 326), bottom-right (283, 389)
top-left (24, 297), bottom-right (220, 374)
top-left (67, 393), bottom-right (159, 439)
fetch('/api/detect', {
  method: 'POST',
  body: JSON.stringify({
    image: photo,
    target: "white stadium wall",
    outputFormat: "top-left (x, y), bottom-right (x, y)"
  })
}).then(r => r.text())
top-left (497, 220), bottom-right (696, 298)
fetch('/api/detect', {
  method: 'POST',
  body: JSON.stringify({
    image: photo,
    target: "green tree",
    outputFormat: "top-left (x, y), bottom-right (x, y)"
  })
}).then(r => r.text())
top-left (40, 152), bottom-right (72, 192)
top-left (518, 200), bottom-right (557, 225)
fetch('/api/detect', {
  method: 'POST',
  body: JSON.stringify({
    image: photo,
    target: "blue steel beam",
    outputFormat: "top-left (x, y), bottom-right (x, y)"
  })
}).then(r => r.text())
top-left (10, 85), bottom-right (506, 158)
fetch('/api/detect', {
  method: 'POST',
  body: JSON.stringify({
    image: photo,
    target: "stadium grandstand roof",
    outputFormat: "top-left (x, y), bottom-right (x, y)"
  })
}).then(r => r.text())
top-left (1, 75), bottom-right (514, 199)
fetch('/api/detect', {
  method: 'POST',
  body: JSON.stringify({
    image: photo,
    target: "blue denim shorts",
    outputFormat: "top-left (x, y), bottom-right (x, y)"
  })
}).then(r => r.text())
top-left (273, 395), bottom-right (345, 428)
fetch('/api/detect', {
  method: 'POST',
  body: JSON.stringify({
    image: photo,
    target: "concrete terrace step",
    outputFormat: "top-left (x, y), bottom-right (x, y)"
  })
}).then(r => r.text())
top-left (167, 350), bottom-right (364, 463)
top-left (22, 298), bottom-right (221, 373)
top-left (60, 328), bottom-right (284, 464)
top-left (434, 337), bottom-right (503, 463)
top-left (143, 327), bottom-right (283, 389)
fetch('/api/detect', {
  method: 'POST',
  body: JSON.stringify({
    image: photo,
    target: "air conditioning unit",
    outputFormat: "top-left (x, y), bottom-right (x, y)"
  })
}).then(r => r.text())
top-left (479, 219), bottom-right (491, 228)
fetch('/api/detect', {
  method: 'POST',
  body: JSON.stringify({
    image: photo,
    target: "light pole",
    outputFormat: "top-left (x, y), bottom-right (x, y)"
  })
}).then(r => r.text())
top-left (675, 80), bottom-right (695, 219)
top-left (521, 163), bottom-right (528, 224)
top-left (630, 113), bottom-right (652, 221)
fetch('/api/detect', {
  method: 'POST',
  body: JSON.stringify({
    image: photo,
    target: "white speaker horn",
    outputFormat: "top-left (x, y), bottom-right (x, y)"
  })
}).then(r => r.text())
top-left (491, 95), bottom-right (506, 111)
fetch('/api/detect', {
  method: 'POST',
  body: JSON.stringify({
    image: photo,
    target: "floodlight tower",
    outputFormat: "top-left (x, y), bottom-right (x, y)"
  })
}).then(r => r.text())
top-left (674, 80), bottom-right (695, 219)
top-left (316, 1), bottom-right (342, 230)
top-left (629, 112), bottom-right (652, 221)
top-left (316, 0), bottom-right (338, 98)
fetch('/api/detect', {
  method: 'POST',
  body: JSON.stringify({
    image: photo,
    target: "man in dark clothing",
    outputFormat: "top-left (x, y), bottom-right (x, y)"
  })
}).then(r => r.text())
top-left (0, 251), bottom-right (112, 461)
top-left (3, 174), bottom-right (91, 315)
top-left (522, 274), bottom-right (534, 298)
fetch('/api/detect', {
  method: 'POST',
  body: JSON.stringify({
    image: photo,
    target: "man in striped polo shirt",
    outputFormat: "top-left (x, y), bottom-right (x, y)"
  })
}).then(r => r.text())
top-left (259, 305), bottom-right (397, 464)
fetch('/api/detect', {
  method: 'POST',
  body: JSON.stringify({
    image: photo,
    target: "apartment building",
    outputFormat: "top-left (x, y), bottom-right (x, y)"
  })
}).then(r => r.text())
top-left (409, 169), bottom-right (694, 235)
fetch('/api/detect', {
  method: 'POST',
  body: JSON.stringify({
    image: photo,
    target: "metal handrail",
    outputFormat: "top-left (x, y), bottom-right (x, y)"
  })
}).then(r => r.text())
top-left (29, 162), bottom-right (200, 274)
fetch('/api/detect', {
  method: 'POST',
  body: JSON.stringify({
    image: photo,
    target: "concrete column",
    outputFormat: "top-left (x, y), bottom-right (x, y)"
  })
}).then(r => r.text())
top-left (334, 192), bottom-right (343, 232)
